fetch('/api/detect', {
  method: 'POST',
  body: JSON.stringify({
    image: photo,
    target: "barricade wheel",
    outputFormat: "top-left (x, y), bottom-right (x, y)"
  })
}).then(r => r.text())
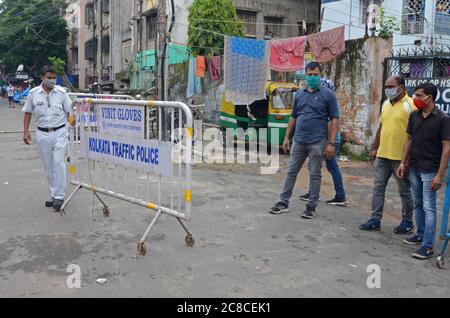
top-left (437, 256), bottom-right (445, 269)
top-left (185, 234), bottom-right (195, 247)
top-left (138, 241), bottom-right (147, 256)
top-left (103, 206), bottom-right (110, 217)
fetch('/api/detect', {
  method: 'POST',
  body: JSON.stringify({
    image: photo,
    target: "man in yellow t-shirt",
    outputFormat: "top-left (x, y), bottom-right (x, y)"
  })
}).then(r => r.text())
top-left (359, 76), bottom-right (416, 234)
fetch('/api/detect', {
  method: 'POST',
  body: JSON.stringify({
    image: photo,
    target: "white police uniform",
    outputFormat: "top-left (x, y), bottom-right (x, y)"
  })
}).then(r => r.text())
top-left (22, 85), bottom-right (73, 201)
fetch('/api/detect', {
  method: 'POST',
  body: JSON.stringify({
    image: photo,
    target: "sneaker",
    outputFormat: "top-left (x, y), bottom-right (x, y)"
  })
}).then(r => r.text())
top-left (393, 221), bottom-right (414, 235)
top-left (53, 199), bottom-right (64, 212)
top-left (403, 235), bottom-right (423, 246)
top-left (412, 246), bottom-right (434, 260)
top-left (301, 207), bottom-right (316, 219)
top-left (45, 198), bottom-right (55, 208)
top-left (359, 219), bottom-right (381, 231)
top-left (299, 193), bottom-right (310, 202)
top-left (326, 197), bottom-right (348, 207)
top-left (299, 193), bottom-right (320, 202)
top-left (269, 202), bottom-right (289, 215)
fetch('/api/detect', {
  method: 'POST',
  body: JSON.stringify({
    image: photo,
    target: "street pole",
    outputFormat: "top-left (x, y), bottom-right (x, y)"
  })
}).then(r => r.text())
top-left (157, 0), bottom-right (167, 139)
top-left (96, 0), bottom-right (102, 90)
top-left (158, 0), bottom-right (167, 102)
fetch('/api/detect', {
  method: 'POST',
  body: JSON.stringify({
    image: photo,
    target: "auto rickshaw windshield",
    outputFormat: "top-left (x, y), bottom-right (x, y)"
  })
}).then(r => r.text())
top-left (272, 88), bottom-right (296, 109)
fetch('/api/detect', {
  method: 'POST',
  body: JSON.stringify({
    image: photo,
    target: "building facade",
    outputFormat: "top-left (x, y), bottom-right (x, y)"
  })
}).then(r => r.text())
top-left (66, 0), bottom-right (321, 92)
top-left (321, 0), bottom-right (450, 48)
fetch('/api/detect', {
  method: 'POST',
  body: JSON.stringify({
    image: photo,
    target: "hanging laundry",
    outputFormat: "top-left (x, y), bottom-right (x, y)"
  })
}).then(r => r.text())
top-left (195, 56), bottom-right (206, 78)
top-left (269, 36), bottom-right (307, 72)
top-left (187, 56), bottom-right (202, 98)
top-left (307, 25), bottom-right (345, 64)
top-left (224, 36), bottom-right (270, 105)
top-left (208, 56), bottom-right (221, 81)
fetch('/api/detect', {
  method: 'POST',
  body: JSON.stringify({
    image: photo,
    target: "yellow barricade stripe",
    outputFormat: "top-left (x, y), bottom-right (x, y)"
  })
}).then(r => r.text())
top-left (185, 190), bottom-right (192, 203)
top-left (147, 202), bottom-right (157, 210)
top-left (186, 127), bottom-right (193, 139)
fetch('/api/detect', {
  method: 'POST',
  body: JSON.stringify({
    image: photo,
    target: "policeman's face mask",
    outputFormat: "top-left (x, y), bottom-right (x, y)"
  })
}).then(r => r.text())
top-left (42, 74), bottom-right (57, 90)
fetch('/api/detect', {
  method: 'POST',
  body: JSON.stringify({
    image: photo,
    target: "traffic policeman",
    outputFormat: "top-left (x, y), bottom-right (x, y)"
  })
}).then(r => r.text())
top-left (22, 65), bottom-right (74, 212)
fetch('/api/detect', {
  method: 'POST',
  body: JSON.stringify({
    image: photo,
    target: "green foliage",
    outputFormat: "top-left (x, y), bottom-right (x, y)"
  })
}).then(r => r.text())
top-left (377, 7), bottom-right (400, 39)
top-left (340, 142), bottom-right (369, 162)
top-left (49, 56), bottom-right (66, 75)
top-left (0, 0), bottom-right (69, 76)
top-left (187, 0), bottom-right (244, 57)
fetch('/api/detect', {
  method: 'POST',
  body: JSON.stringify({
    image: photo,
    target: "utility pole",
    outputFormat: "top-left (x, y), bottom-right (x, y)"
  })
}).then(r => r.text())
top-left (157, 0), bottom-right (167, 102)
top-left (96, 0), bottom-right (102, 89)
top-left (157, 0), bottom-right (168, 139)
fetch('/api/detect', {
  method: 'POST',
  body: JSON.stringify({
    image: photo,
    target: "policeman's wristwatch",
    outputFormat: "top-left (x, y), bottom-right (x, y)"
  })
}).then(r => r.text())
top-left (328, 142), bottom-right (336, 147)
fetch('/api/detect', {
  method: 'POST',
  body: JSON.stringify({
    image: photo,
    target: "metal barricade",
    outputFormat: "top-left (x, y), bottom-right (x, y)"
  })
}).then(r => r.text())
top-left (437, 163), bottom-right (450, 269)
top-left (62, 98), bottom-right (193, 256)
top-left (68, 93), bottom-right (135, 101)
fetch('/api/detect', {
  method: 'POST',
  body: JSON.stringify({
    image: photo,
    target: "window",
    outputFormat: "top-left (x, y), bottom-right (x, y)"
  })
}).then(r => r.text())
top-left (237, 10), bottom-right (257, 37)
top-left (299, 22), bottom-right (317, 36)
top-left (85, 3), bottom-right (95, 26)
top-left (264, 17), bottom-right (282, 38)
top-left (101, 0), bottom-right (109, 14)
top-left (85, 39), bottom-right (97, 60)
top-left (402, 0), bottom-right (426, 34)
top-left (72, 48), bottom-right (79, 65)
top-left (146, 12), bottom-right (157, 40)
top-left (360, 0), bottom-right (383, 24)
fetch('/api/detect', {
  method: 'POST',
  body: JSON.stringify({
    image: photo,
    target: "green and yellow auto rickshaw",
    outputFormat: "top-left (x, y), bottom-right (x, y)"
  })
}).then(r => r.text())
top-left (219, 81), bottom-right (299, 145)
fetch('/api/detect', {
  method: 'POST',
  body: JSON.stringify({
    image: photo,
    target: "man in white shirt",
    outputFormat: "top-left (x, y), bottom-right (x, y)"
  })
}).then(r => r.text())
top-left (22, 65), bottom-right (74, 212)
top-left (6, 84), bottom-right (15, 108)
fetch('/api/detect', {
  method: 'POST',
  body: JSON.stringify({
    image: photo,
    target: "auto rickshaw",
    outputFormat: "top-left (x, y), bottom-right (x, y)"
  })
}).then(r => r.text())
top-left (219, 81), bottom-right (299, 145)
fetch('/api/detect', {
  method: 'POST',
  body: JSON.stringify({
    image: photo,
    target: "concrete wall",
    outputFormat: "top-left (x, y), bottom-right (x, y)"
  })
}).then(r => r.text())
top-left (322, 37), bottom-right (393, 152)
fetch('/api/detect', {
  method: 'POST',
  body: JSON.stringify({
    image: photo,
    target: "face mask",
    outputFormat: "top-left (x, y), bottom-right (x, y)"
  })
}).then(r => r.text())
top-left (385, 87), bottom-right (401, 101)
top-left (306, 75), bottom-right (321, 90)
top-left (43, 79), bottom-right (56, 89)
top-left (413, 95), bottom-right (430, 111)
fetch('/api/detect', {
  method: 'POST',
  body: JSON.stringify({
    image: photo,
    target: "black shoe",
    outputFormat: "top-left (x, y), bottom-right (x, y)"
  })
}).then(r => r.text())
top-left (403, 235), bottom-right (423, 246)
top-left (45, 198), bottom-right (55, 207)
top-left (412, 246), bottom-right (434, 259)
top-left (299, 193), bottom-right (310, 202)
top-left (53, 199), bottom-right (64, 212)
top-left (393, 220), bottom-right (414, 235)
top-left (301, 207), bottom-right (316, 219)
top-left (359, 219), bottom-right (381, 231)
top-left (325, 197), bottom-right (348, 207)
top-left (269, 202), bottom-right (289, 214)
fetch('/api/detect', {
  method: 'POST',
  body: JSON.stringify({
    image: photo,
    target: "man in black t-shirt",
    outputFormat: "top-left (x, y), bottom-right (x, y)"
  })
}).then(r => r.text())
top-left (397, 83), bottom-right (450, 260)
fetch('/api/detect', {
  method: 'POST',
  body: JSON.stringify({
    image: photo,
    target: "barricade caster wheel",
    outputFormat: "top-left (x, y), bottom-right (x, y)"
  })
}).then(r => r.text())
top-left (103, 206), bottom-right (110, 217)
top-left (185, 234), bottom-right (195, 247)
top-left (437, 256), bottom-right (445, 269)
top-left (138, 241), bottom-right (147, 256)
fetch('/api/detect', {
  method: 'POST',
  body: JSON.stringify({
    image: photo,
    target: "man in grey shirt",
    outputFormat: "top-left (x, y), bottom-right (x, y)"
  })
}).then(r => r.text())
top-left (270, 62), bottom-right (339, 219)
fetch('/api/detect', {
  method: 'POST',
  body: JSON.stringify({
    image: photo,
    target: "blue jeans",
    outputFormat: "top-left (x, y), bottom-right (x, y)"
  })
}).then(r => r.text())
top-left (307, 142), bottom-right (347, 200)
top-left (325, 142), bottom-right (346, 200)
top-left (280, 139), bottom-right (327, 209)
top-left (409, 168), bottom-right (438, 249)
top-left (370, 158), bottom-right (413, 222)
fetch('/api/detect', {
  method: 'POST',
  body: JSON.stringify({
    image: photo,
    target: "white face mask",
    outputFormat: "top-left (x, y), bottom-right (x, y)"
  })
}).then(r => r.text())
top-left (385, 87), bottom-right (401, 101)
top-left (43, 79), bottom-right (56, 89)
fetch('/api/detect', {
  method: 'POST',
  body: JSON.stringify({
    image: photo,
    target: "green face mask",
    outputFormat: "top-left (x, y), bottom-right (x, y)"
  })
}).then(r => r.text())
top-left (306, 75), bottom-right (321, 90)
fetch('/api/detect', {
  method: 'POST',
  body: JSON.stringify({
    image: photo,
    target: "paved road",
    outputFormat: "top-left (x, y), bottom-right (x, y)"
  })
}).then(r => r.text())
top-left (0, 98), bottom-right (449, 297)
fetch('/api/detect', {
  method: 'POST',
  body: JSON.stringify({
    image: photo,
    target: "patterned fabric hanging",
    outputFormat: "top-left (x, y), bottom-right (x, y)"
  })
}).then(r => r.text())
top-left (224, 36), bottom-right (270, 105)
top-left (270, 36), bottom-right (307, 72)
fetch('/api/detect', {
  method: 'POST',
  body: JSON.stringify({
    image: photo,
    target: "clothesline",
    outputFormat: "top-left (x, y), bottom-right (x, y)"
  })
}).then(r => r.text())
top-left (177, 5), bottom-right (441, 41)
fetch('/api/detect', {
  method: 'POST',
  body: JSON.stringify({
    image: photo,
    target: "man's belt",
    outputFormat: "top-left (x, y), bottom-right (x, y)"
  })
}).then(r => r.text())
top-left (37, 124), bottom-right (66, 132)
